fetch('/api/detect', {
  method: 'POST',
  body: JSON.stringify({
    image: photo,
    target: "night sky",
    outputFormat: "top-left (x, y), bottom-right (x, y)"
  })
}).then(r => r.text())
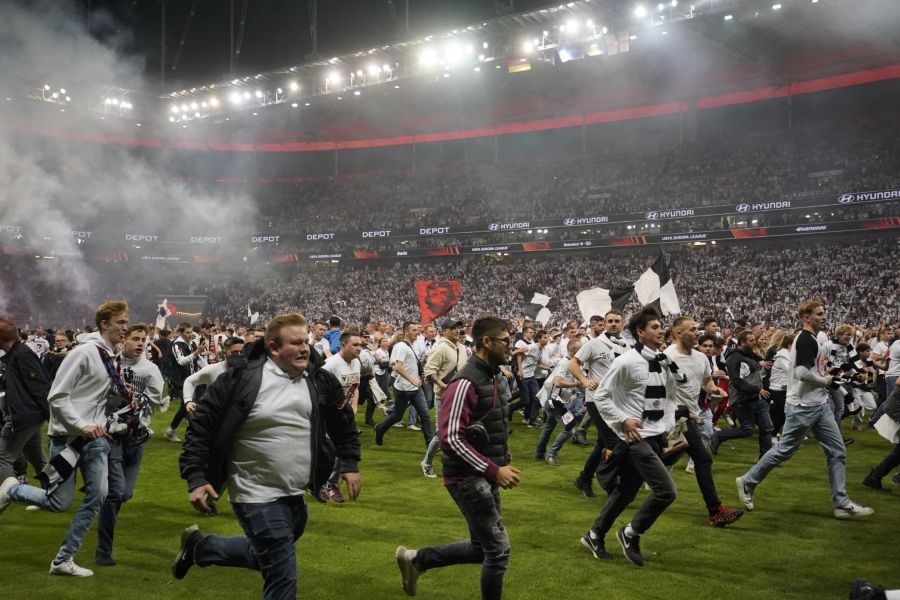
top-left (77, 0), bottom-right (554, 88)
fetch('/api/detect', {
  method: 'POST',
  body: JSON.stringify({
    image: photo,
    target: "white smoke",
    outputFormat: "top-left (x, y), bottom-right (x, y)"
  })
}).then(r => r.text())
top-left (0, 0), bottom-right (256, 325)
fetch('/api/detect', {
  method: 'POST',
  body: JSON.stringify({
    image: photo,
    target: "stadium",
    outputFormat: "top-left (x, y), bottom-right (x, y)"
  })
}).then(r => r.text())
top-left (0, 0), bottom-right (898, 598)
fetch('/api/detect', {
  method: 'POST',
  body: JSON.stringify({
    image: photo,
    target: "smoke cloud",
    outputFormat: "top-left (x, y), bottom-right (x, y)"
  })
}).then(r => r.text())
top-left (0, 0), bottom-right (256, 325)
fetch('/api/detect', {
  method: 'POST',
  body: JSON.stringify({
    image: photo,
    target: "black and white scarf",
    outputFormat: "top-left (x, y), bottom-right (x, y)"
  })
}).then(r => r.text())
top-left (37, 437), bottom-right (87, 495)
top-left (596, 332), bottom-right (629, 357)
top-left (635, 343), bottom-right (686, 422)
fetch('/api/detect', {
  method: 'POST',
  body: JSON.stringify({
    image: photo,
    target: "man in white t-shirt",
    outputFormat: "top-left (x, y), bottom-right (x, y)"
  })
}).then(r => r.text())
top-left (374, 322), bottom-right (433, 449)
top-left (664, 318), bottom-right (743, 527)
top-left (512, 327), bottom-right (551, 427)
top-left (320, 330), bottom-right (363, 503)
top-left (737, 301), bottom-right (873, 519)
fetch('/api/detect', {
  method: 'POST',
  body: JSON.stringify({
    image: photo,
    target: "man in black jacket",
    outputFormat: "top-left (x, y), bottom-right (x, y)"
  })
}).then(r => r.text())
top-left (0, 317), bottom-right (50, 482)
top-left (712, 331), bottom-right (774, 458)
top-left (172, 312), bottom-right (361, 600)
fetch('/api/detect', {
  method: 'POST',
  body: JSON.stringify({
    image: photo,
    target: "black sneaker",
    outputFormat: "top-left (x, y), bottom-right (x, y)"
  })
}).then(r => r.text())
top-left (710, 432), bottom-right (721, 455)
top-left (849, 579), bottom-right (887, 600)
top-left (94, 555), bottom-right (117, 566)
top-left (580, 533), bottom-right (612, 560)
top-left (863, 470), bottom-right (891, 493)
top-left (172, 524), bottom-right (203, 580)
top-left (615, 526), bottom-right (645, 567)
top-left (374, 427), bottom-right (384, 446)
top-left (572, 430), bottom-right (591, 446)
top-left (573, 478), bottom-right (596, 498)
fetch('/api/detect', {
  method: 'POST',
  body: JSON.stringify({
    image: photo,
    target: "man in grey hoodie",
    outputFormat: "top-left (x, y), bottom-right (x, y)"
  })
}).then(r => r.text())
top-left (95, 322), bottom-right (165, 566)
top-left (0, 300), bottom-right (129, 577)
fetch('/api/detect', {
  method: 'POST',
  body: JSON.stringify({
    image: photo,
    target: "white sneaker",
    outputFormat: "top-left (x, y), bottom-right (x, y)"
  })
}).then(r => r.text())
top-left (420, 461), bottom-right (437, 479)
top-left (49, 559), bottom-right (94, 577)
top-left (0, 476), bottom-right (18, 516)
top-left (685, 460), bottom-right (695, 474)
top-left (395, 546), bottom-right (420, 596)
top-left (392, 422), bottom-right (406, 429)
top-left (834, 501), bottom-right (874, 519)
top-left (736, 476), bottom-right (754, 511)
top-left (164, 428), bottom-right (181, 442)
top-left (408, 424), bottom-right (422, 431)
top-left (25, 505), bottom-right (42, 512)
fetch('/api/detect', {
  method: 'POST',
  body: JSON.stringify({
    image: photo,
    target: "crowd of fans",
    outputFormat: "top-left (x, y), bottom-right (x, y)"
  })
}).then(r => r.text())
top-left (251, 115), bottom-right (900, 236)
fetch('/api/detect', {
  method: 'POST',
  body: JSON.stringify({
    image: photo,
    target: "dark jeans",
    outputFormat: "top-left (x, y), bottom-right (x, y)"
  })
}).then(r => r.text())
top-left (361, 376), bottom-right (377, 422)
top-left (376, 388), bottom-right (433, 447)
top-left (682, 418), bottom-right (720, 515)
top-left (871, 444), bottom-right (900, 479)
top-left (590, 436), bottom-right (677, 537)
top-left (194, 495), bottom-right (308, 600)
top-left (577, 403), bottom-right (622, 484)
top-left (769, 389), bottom-right (787, 436)
top-left (0, 421), bottom-right (46, 481)
top-left (97, 436), bottom-right (146, 559)
top-left (717, 397), bottom-right (774, 457)
top-left (416, 477), bottom-right (510, 600)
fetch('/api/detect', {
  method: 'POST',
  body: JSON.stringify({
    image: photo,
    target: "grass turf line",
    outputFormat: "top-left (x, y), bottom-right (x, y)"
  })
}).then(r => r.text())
top-left (1, 409), bottom-right (897, 599)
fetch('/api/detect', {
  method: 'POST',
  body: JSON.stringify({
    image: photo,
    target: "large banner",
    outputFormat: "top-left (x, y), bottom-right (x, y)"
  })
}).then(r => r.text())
top-left (416, 280), bottom-right (461, 324)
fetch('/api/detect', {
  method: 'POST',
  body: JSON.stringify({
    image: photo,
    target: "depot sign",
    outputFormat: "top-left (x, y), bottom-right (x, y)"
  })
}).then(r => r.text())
top-left (251, 236), bottom-right (281, 243)
top-left (362, 230), bottom-right (392, 238)
top-left (190, 236), bottom-right (222, 244)
top-left (126, 234), bottom-right (159, 242)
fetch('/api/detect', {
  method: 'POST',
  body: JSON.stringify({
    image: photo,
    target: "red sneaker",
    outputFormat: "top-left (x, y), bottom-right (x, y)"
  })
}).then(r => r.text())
top-left (708, 506), bottom-right (744, 527)
top-left (323, 484), bottom-right (345, 503)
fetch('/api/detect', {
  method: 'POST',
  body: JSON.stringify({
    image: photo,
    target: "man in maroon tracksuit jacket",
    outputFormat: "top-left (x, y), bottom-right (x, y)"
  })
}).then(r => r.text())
top-left (393, 315), bottom-right (521, 600)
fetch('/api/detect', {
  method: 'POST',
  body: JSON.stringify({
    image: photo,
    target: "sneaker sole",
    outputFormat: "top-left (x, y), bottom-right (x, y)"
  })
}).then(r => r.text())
top-left (580, 536), bottom-right (610, 560)
top-left (834, 509), bottom-right (874, 519)
top-left (49, 565), bottom-right (94, 577)
top-left (172, 524), bottom-right (200, 579)
top-left (395, 546), bottom-right (417, 596)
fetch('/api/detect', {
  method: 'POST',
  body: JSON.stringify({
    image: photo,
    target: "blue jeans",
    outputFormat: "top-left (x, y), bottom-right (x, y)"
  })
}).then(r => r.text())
top-left (415, 477), bottom-right (510, 600)
top-left (717, 397), bottom-right (774, 457)
top-left (97, 437), bottom-right (146, 559)
top-left (521, 377), bottom-right (541, 423)
top-left (698, 408), bottom-right (714, 447)
top-left (423, 397), bottom-right (443, 467)
top-left (534, 402), bottom-right (577, 458)
top-left (9, 436), bottom-right (110, 562)
top-left (194, 495), bottom-right (308, 600)
top-left (742, 403), bottom-right (850, 508)
top-left (376, 388), bottom-right (433, 447)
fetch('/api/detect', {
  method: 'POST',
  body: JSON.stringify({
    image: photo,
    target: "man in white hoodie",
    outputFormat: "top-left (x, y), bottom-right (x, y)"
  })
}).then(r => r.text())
top-left (0, 300), bottom-right (129, 577)
top-left (95, 323), bottom-right (165, 566)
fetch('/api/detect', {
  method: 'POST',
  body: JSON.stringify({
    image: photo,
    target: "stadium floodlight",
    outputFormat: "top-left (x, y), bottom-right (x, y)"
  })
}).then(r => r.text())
top-left (210, 97), bottom-right (219, 107)
top-left (60, 88), bottom-right (66, 94)
top-left (445, 42), bottom-right (462, 63)
top-left (419, 49), bottom-right (437, 67)
top-left (724, 14), bottom-right (733, 20)
top-left (181, 114), bottom-right (187, 120)
top-left (443, 72), bottom-right (451, 78)
top-left (586, 19), bottom-right (593, 28)
top-left (522, 40), bottom-right (534, 54)
top-left (474, 66), bottom-right (481, 72)
top-left (201, 101), bottom-right (208, 108)
top-left (291, 102), bottom-right (298, 107)
top-left (305, 101), bottom-right (311, 105)
top-left (355, 70), bottom-right (363, 77)
top-left (328, 72), bottom-right (341, 84)
top-left (194, 111), bottom-right (200, 117)
top-left (44, 84), bottom-right (50, 91)
top-left (353, 90), bottom-right (361, 96)
top-left (465, 44), bottom-right (474, 55)
top-left (190, 102), bottom-right (198, 109)
top-left (670, 0), bottom-right (677, 6)
top-left (602, 26), bottom-right (608, 34)
top-left (289, 81), bottom-right (299, 91)
top-left (169, 116), bottom-right (175, 122)
top-left (658, 3), bottom-right (665, 11)
top-left (51, 92), bottom-right (59, 98)
top-left (482, 41), bottom-right (489, 49)
top-left (65, 96), bottom-right (71, 102)
top-left (111, 98), bottom-right (119, 105)
top-left (243, 91), bottom-right (251, 100)
top-left (276, 87), bottom-right (283, 94)
top-left (382, 63), bottom-right (391, 72)
top-left (254, 90), bottom-right (263, 98)
top-left (229, 91), bottom-right (241, 104)
top-left (368, 64), bottom-right (380, 76)
top-left (634, 5), bottom-right (648, 18)
top-left (252, 112), bottom-right (258, 116)
top-left (566, 19), bottom-right (579, 34)
top-left (630, 34), bottom-right (638, 40)
top-left (772, 3), bottom-right (782, 9)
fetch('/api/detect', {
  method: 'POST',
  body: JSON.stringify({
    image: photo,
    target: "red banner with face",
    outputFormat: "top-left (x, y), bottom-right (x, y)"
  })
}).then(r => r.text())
top-left (416, 280), bottom-right (461, 324)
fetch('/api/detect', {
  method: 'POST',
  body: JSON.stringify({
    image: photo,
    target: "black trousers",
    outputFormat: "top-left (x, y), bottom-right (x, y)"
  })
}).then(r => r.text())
top-left (589, 435), bottom-right (677, 537)
top-left (577, 403), bottom-right (622, 484)
top-left (872, 444), bottom-right (900, 479)
top-left (681, 418), bottom-right (721, 515)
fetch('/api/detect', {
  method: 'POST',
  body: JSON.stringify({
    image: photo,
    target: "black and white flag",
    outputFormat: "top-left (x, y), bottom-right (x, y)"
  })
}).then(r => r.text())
top-left (634, 251), bottom-right (681, 316)
top-left (521, 289), bottom-right (554, 326)
top-left (575, 286), bottom-right (634, 324)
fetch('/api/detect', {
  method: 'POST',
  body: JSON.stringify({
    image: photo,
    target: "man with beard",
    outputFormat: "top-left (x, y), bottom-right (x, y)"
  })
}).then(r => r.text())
top-left (0, 301), bottom-right (129, 577)
top-left (395, 316), bottom-right (521, 600)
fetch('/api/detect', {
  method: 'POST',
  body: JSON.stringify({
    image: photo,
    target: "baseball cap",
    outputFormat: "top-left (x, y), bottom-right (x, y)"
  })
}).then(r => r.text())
top-left (440, 318), bottom-right (464, 329)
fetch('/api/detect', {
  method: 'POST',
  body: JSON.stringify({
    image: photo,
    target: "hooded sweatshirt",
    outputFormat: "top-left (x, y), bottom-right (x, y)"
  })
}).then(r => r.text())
top-left (47, 332), bottom-right (121, 437)
top-left (122, 353), bottom-right (165, 430)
